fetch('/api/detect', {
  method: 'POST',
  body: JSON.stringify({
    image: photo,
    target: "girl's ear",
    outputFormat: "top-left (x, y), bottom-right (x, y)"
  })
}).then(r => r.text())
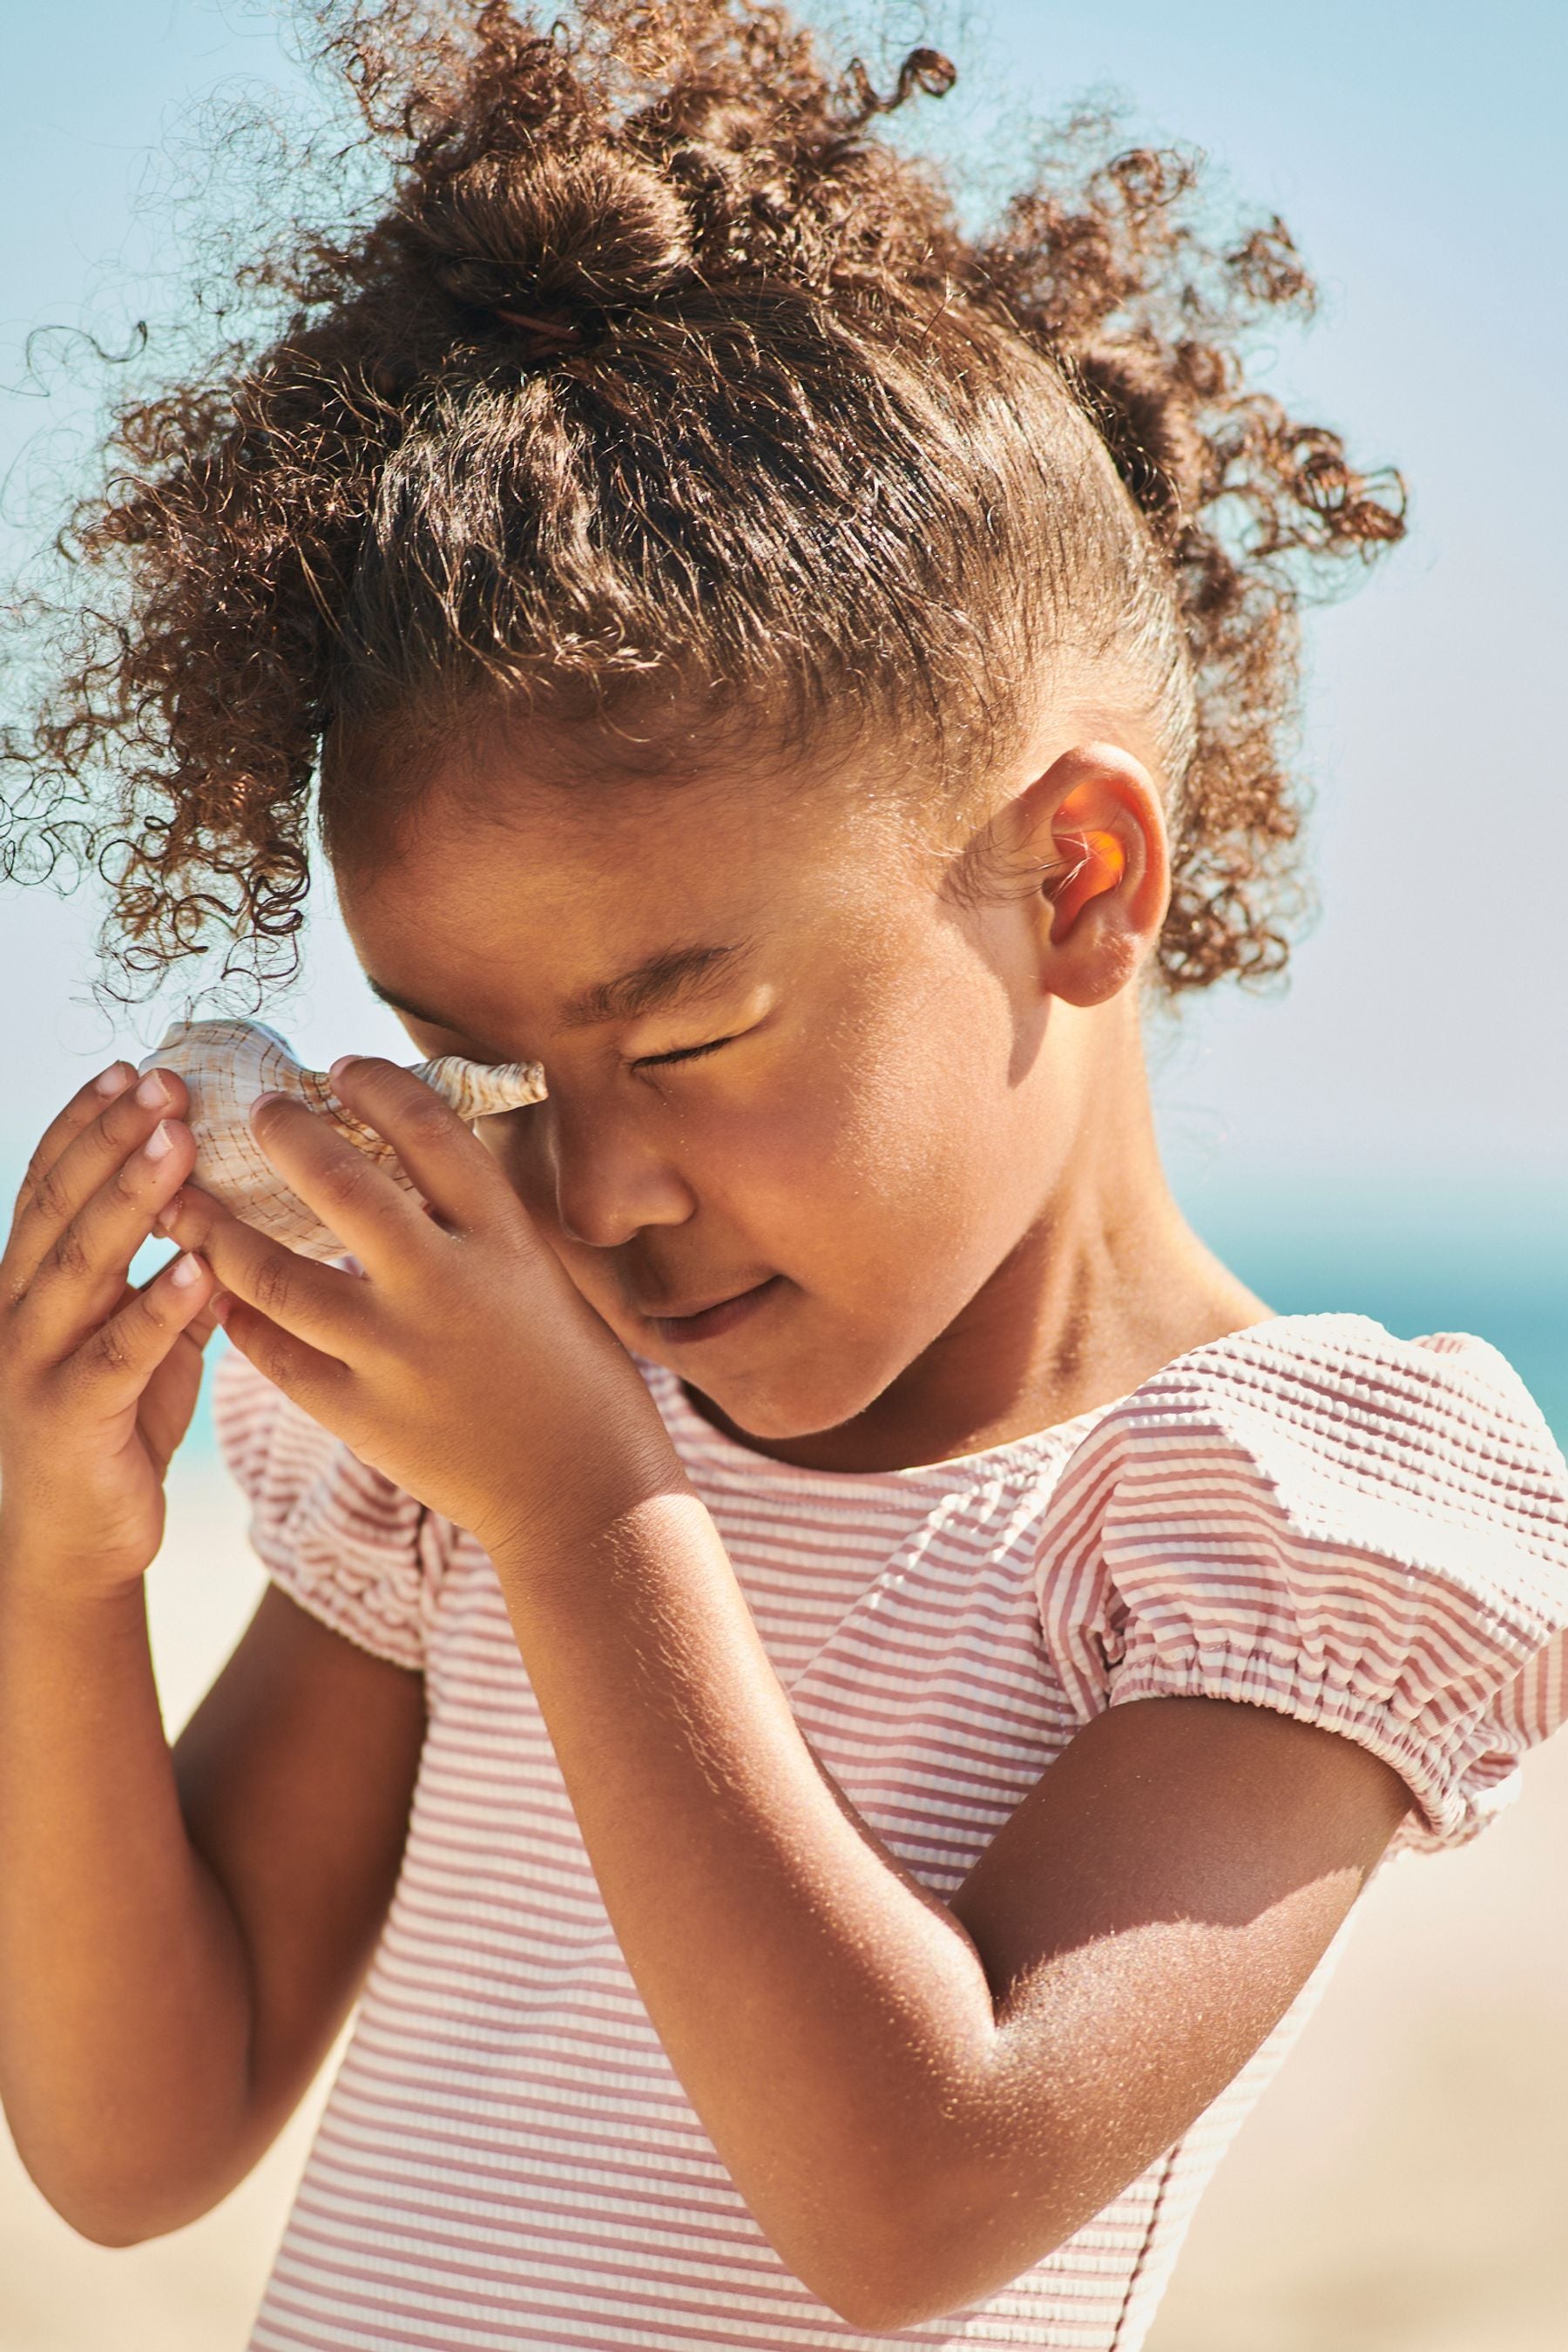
top-left (1005, 744), bottom-right (1172, 1009)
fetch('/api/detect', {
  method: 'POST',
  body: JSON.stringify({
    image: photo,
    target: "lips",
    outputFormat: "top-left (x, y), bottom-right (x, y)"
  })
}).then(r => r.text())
top-left (642, 1276), bottom-right (784, 1345)
top-left (634, 1279), bottom-right (771, 1320)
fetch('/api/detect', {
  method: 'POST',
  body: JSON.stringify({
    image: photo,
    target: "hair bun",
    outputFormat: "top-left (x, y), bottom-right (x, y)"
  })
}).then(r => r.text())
top-left (422, 150), bottom-right (696, 328)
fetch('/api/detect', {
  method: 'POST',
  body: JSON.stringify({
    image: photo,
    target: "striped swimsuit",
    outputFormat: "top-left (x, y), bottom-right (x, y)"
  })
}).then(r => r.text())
top-left (212, 1310), bottom-right (1568, 2351)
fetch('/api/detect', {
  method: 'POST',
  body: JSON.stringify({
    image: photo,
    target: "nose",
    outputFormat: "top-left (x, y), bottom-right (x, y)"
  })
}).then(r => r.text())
top-left (541, 1093), bottom-right (696, 1250)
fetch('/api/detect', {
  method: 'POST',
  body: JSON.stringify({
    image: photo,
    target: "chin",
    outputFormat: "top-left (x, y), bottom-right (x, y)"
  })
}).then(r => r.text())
top-left (687, 1353), bottom-right (899, 1445)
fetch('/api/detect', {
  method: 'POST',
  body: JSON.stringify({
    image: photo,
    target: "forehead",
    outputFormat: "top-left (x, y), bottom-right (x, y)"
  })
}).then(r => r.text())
top-left (334, 734), bottom-right (923, 1032)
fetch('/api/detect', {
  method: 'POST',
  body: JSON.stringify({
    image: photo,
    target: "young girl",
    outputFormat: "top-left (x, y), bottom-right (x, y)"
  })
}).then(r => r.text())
top-left (2, 5), bottom-right (1565, 2348)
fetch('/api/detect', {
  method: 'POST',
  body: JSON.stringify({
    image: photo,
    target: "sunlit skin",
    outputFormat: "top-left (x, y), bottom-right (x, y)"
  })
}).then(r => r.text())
top-left (0, 697), bottom-right (1411, 2321)
top-left (335, 712), bottom-right (1272, 1473)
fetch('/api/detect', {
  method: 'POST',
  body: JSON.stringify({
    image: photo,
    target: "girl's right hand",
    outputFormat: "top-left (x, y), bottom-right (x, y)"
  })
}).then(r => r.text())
top-left (0, 1063), bottom-right (222, 1597)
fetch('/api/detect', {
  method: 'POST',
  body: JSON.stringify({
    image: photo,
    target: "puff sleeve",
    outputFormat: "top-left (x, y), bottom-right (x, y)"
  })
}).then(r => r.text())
top-left (1033, 1313), bottom-right (1568, 1852)
top-left (212, 1340), bottom-right (449, 1670)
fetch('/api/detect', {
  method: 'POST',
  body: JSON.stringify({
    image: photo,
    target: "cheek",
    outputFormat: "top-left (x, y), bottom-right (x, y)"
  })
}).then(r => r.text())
top-left (477, 983), bottom-right (1023, 1295)
top-left (719, 1020), bottom-right (1015, 1276)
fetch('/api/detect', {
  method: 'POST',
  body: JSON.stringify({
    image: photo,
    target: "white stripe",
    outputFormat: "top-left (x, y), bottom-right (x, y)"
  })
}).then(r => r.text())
top-left (208, 1314), bottom-right (1568, 2352)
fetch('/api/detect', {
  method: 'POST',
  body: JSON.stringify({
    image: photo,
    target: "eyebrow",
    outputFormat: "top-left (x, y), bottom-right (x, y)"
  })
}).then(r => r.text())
top-left (365, 940), bottom-right (756, 1039)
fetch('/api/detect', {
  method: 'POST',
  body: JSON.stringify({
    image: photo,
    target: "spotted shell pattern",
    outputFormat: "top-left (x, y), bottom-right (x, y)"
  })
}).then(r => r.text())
top-left (139, 1019), bottom-right (548, 1260)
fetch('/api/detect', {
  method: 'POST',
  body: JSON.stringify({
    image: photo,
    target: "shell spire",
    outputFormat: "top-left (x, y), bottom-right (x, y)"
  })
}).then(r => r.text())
top-left (414, 1051), bottom-right (547, 1123)
top-left (138, 1018), bottom-right (548, 1261)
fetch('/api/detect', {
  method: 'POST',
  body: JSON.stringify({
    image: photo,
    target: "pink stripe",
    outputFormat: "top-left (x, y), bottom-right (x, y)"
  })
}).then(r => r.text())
top-left (208, 1320), bottom-right (1568, 2351)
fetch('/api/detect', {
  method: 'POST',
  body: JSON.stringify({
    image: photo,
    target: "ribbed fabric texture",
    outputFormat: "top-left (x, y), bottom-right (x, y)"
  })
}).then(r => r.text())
top-left (211, 1311), bottom-right (1568, 2351)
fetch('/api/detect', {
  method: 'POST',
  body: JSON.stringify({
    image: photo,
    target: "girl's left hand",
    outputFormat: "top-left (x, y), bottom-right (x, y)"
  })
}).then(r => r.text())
top-left (158, 1056), bottom-right (695, 1565)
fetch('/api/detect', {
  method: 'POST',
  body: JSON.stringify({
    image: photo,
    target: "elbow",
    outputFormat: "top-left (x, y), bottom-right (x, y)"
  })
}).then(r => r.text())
top-left (19, 2167), bottom-right (145, 2248)
top-left (37, 2185), bottom-right (177, 2249)
top-left (816, 2277), bottom-right (948, 2335)
top-left (760, 2169), bottom-right (950, 2331)
top-left (68, 2161), bottom-right (240, 2247)
top-left (816, 2259), bottom-right (1010, 2337)
top-left (67, 2207), bottom-right (163, 2252)
top-left (55, 2179), bottom-right (228, 2249)
top-left (12, 2139), bottom-right (233, 2250)
top-left (794, 2252), bottom-right (927, 2335)
top-left (794, 2160), bottom-right (1074, 2332)
top-left (811, 2255), bottom-right (996, 2335)
top-left (813, 2237), bottom-right (1068, 2335)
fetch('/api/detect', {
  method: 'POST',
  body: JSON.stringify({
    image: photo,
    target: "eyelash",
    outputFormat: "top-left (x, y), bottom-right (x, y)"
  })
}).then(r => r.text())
top-left (634, 1034), bottom-right (736, 1071)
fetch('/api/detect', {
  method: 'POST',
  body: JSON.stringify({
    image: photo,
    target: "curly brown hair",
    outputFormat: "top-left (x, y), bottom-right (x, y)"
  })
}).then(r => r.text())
top-left (1, 0), bottom-right (1406, 1003)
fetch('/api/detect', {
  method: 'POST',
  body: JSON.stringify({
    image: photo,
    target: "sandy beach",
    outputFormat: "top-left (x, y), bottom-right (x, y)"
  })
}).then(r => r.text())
top-left (3, 1448), bottom-right (1566, 2351)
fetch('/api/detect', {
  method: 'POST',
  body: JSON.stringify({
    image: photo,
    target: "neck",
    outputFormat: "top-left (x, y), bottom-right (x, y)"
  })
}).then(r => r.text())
top-left (687, 1005), bottom-right (1274, 1474)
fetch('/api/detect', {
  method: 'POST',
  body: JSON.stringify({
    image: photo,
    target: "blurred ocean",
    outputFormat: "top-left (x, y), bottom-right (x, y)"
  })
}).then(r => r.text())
top-left (1177, 1181), bottom-right (1567, 1452)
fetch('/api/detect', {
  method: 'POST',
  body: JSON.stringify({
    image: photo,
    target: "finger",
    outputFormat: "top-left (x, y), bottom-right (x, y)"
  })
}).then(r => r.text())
top-left (213, 1288), bottom-right (353, 1427)
top-left (168, 1185), bottom-right (368, 1361)
top-left (24, 1111), bottom-right (198, 1355)
top-left (326, 1056), bottom-right (516, 1237)
top-left (5, 1063), bottom-right (193, 1287)
top-left (5, 1062), bottom-right (133, 1253)
top-left (129, 1254), bottom-right (229, 1353)
top-left (7, 1098), bottom-right (200, 1361)
top-left (243, 1085), bottom-right (442, 1276)
top-left (56, 1246), bottom-right (217, 1417)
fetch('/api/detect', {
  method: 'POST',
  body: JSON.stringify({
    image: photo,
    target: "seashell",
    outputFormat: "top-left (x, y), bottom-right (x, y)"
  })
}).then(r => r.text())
top-left (138, 1018), bottom-right (548, 1260)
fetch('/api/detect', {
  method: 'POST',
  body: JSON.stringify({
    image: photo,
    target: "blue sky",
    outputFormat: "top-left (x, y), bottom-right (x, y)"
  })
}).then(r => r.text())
top-left (3, 1), bottom-right (1564, 1420)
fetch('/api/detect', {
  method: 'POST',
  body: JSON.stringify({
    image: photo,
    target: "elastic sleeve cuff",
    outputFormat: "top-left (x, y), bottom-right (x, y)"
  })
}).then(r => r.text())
top-left (213, 1342), bottom-right (443, 1673)
top-left (1108, 1637), bottom-right (1531, 1855)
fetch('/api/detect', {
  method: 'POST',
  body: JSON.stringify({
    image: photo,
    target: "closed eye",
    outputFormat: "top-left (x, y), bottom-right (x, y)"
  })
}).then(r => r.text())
top-left (633, 1034), bottom-right (737, 1071)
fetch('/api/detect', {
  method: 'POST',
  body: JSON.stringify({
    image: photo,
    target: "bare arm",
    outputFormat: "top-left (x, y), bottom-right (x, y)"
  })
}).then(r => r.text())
top-left (492, 1494), bottom-right (1411, 2331)
top-left (0, 1062), bottom-right (423, 2241)
top-left (0, 1576), bottom-right (424, 2241)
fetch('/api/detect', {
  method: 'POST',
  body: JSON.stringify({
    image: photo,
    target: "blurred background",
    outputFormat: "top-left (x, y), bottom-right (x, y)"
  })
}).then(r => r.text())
top-left (2, 3), bottom-right (1564, 2346)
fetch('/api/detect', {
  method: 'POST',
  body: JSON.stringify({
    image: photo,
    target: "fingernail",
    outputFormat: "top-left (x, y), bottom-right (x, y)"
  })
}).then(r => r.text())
top-left (209, 1288), bottom-right (233, 1323)
top-left (329, 1055), bottom-right (360, 1085)
top-left (248, 1090), bottom-right (288, 1123)
top-left (169, 1252), bottom-right (203, 1288)
top-left (94, 1063), bottom-right (132, 1097)
top-left (135, 1071), bottom-right (170, 1110)
top-left (154, 1193), bottom-right (181, 1233)
top-left (142, 1121), bottom-right (172, 1162)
